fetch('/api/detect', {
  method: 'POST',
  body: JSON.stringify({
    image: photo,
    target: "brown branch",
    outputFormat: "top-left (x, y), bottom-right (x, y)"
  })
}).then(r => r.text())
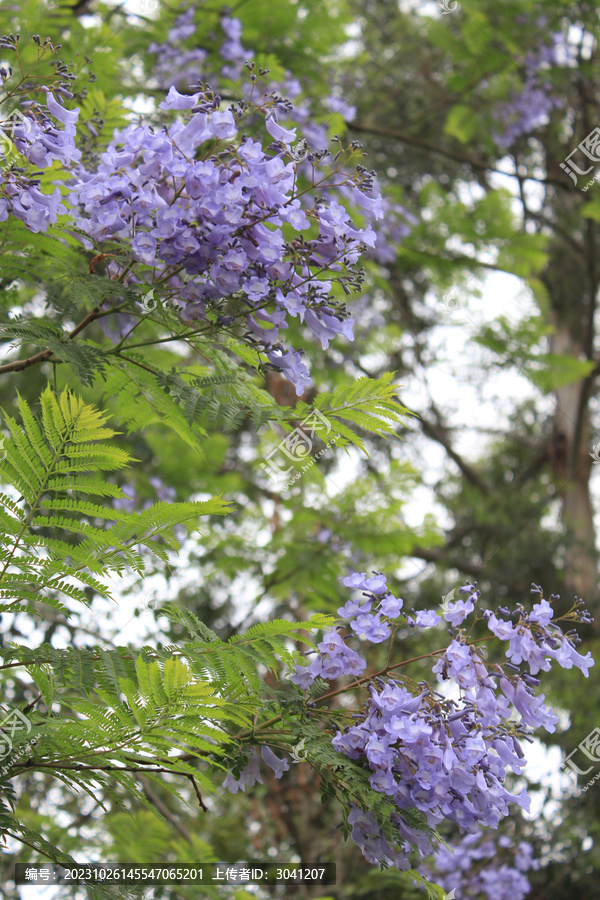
top-left (4, 831), bottom-right (57, 862)
top-left (0, 347), bottom-right (53, 374)
top-left (346, 120), bottom-right (570, 189)
top-left (0, 303), bottom-right (104, 375)
top-left (22, 694), bottom-right (43, 715)
top-left (408, 545), bottom-right (490, 579)
top-left (187, 774), bottom-right (208, 812)
top-left (12, 758), bottom-right (209, 815)
top-left (140, 777), bottom-right (194, 842)
top-left (420, 414), bottom-right (493, 496)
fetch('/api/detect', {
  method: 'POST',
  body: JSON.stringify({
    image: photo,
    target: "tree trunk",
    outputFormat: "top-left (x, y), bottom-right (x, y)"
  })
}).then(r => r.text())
top-left (550, 321), bottom-right (598, 612)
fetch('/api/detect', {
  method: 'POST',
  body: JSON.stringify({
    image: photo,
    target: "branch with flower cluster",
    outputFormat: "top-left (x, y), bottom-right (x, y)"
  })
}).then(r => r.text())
top-left (220, 572), bottom-right (592, 889)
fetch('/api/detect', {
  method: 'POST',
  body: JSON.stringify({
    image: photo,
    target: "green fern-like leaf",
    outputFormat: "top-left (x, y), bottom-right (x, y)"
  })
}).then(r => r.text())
top-left (0, 386), bottom-right (231, 613)
top-left (288, 372), bottom-right (415, 452)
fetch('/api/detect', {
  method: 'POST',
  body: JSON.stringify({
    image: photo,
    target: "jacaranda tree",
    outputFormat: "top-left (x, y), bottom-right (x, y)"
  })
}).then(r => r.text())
top-left (0, 2), bottom-right (596, 899)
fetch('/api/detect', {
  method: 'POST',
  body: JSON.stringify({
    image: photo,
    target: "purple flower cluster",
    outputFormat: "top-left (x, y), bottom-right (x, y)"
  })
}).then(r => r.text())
top-left (493, 32), bottom-right (572, 148)
top-left (420, 831), bottom-right (539, 900)
top-left (0, 13), bottom-right (418, 403)
top-left (148, 9), bottom-right (254, 89)
top-left (147, 11), bottom-right (417, 280)
top-left (290, 625), bottom-right (367, 689)
top-left (64, 78), bottom-right (380, 394)
top-left (347, 805), bottom-right (414, 869)
top-left (484, 587), bottom-right (593, 682)
top-left (0, 90), bottom-right (80, 232)
top-left (7, 10), bottom-right (421, 397)
top-left (288, 574), bottom-right (593, 869)
top-left (290, 571), bottom-right (440, 691)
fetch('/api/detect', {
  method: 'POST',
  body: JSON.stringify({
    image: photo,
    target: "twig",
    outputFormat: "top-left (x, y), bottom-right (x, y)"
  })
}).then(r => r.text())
top-left (186, 774), bottom-right (208, 812)
top-left (346, 120), bottom-right (571, 189)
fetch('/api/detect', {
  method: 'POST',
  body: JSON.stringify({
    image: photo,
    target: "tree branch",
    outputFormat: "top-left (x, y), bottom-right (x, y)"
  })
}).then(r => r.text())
top-left (346, 120), bottom-right (570, 189)
top-left (408, 545), bottom-right (491, 579)
top-left (140, 777), bottom-right (194, 842)
top-left (0, 296), bottom-right (132, 376)
top-left (0, 303), bottom-right (103, 375)
top-left (420, 413), bottom-right (493, 496)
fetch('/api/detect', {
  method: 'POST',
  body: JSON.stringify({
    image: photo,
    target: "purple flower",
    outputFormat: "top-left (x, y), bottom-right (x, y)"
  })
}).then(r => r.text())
top-left (372, 684), bottom-right (423, 715)
top-left (529, 598), bottom-right (554, 626)
top-left (365, 735), bottom-right (391, 767)
top-left (44, 90), bottom-right (80, 128)
top-left (131, 234), bottom-right (157, 264)
top-left (210, 109), bottom-right (237, 140)
top-left (352, 187), bottom-right (383, 219)
top-left (369, 768), bottom-right (398, 794)
top-left (266, 348), bottom-right (313, 395)
top-left (260, 745), bottom-right (289, 779)
top-left (363, 616), bottom-right (391, 643)
top-left (350, 613), bottom-right (376, 635)
top-left (487, 613), bottom-right (515, 640)
top-left (544, 637), bottom-right (594, 676)
top-left (387, 715), bottom-right (432, 744)
top-left (318, 630), bottom-right (345, 655)
top-left (321, 656), bottom-right (345, 678)
top-left (414, 609), bottom-right (441, 628)
top-left (265, 114), bottom-right (297, 145)
top-left (342, 571), bottom-right (388, 595)
top-left (290, 665), bottom-right (314, 689)
top-left (443, 598), bottom-right (475, 627)
top-left (223, 747), bottom-right (263, 793)
top-left (500, 677), bottom-right (558, 732)
top-left (159, 86), bottom-right (200, 110)
top-left (337, 597), bottom-right (372, 619)
top-left (342, 651), bottom-right (367, 675)
top-left (380, 593), bottom-right (403, 617)
top-left (244, 276), bottom-right (270, 302)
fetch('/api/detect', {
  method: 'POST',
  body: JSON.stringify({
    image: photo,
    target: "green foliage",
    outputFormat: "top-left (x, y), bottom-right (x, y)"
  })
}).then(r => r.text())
top-left (444, 104), bottom-right (480, 143)
top-left (289, 372), bottom-right (414, 452)
top-left (79, 87), bottom-right (129, 144)
top-left (0, 386), bottom-right (231, 614)
top-left (0, 384), bottom-right (353, 880)
top-left (4, 0), bottom-right (594, 895)
top-left (473, 315), bottom-right (597, 391)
